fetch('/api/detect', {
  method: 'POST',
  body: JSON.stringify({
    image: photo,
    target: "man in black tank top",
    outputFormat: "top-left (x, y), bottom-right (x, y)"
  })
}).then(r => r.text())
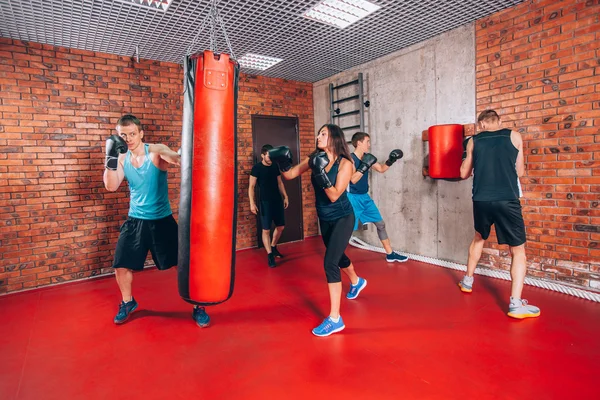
top-left (458, 110), bottom-right (540, 319)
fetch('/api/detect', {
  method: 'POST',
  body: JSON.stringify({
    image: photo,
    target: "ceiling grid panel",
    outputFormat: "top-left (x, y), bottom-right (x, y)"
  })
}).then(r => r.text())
top-left (0, 0), bottom-right (524, 82)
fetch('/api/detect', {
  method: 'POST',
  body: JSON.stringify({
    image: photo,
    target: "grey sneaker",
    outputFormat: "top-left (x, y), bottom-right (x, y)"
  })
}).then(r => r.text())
top-left (508, 297), bottom-right (540, 319)
top-left (458, 275), bottom-right (474, 293)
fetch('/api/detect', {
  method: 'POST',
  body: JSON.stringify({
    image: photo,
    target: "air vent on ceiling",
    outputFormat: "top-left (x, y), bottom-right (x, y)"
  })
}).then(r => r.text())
top-left (238, 54), bottom-right (284, 71)
top-left (114, 0), bottom-right (173, 12)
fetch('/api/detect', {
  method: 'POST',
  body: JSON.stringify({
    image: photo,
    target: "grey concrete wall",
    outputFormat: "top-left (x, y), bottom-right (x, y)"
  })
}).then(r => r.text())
top-left (313, 24), bottom-right (476, 264)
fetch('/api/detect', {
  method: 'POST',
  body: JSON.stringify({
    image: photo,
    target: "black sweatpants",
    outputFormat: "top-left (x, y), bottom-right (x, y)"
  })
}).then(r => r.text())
top-left (319, 213), bottom-right (355, 283)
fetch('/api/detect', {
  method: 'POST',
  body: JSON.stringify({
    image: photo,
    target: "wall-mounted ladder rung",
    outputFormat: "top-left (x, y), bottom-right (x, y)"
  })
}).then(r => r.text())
top-left (333, 110), bottom-right (360, 118)
top-left (332, 79), bottom-right (359, 90)
top-left (329, 73), bottom-right (367, 132)
top-left (332, 95), bottom-right (359, 104)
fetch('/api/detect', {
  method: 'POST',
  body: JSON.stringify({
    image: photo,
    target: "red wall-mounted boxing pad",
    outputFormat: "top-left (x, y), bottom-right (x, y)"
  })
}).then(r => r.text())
top-left (428, 124), bottom-right (464, 179)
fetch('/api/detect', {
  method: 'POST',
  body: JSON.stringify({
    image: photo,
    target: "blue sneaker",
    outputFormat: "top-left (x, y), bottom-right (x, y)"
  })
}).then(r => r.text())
top-left (346, 277), bottom-right (367, 300)
top-left (386, 251), bottom-right (408, 263)
top-left (114, 297), bottom-right (138, 324)
top-left (193, 306), bottom-right (210, 328)
top-left (312, 316), bottom-right (345, 337)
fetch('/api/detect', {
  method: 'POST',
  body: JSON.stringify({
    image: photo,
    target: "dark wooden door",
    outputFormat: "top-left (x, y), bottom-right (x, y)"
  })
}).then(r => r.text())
top-left (251, 115), bottom-right (303, 246)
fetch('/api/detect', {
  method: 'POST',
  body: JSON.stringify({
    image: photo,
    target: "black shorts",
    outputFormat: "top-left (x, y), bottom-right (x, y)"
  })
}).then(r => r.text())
top-left (259, 200), bottom-right (285, 230)
top-left (113, 215), bottom-right (178, 271)
top-left (473, 200), bottom-right (526, 246)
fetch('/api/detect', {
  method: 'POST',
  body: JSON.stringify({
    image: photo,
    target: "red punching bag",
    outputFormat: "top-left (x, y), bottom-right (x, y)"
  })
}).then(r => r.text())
top-left (178, 51), bottom-right (239, 305)
top-left (428, 124), bottom-right (464, 179)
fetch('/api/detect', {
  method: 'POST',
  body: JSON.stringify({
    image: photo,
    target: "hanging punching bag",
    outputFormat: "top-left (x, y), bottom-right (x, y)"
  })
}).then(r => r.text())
top-left (428, 124), bottom-right (464, 180)
top-left (178, 50), bottom-right (239, 305)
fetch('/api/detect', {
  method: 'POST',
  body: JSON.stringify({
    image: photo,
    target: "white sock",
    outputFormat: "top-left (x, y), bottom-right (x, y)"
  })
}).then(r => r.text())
top-left (330, 316), bottom-right (340, 323)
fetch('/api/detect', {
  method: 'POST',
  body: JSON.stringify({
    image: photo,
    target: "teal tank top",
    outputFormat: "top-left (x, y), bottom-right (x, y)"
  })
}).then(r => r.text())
top-left (123, 144), bottom-right (172, 220)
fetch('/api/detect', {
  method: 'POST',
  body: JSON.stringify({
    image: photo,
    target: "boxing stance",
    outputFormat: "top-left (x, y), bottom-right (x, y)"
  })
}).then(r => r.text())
top-left (269, 124), bottom-right (366, 337)
top-left (103, 114), bottom-right (210, 327)
top-left (249, 144), bottom-right (289, 268)
top-left (459, 109), bottom-right (540, 319)
top-left (349, 132), bottom-right (408, 263)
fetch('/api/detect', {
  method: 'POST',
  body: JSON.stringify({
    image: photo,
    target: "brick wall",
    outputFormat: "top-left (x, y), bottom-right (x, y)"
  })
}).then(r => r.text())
top-left (0, 39), bottom-right (317, 294)
top-left (475, 0), bottom-right (600, 290)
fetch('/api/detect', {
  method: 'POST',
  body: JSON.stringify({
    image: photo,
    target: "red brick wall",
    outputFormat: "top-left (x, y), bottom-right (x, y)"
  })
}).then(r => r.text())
top-left (0, 39), bottom-right (317, 294)
top-left (475, 0), bottom-right (600, 290)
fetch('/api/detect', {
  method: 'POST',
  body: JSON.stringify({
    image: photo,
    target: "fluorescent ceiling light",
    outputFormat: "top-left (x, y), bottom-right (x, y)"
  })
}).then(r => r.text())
top-left (238, 54), bottom-right (283, 71)
top-left (114, 0), bottom-right (174, 12)
top-left (302, 0), bottom-right (381, 29)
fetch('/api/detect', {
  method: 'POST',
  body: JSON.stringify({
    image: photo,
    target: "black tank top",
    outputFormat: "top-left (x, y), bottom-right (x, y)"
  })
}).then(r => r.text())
top-left (472, 128), bottom-right (520, 201)
top-left (312, 156), bottom-right (353, 221)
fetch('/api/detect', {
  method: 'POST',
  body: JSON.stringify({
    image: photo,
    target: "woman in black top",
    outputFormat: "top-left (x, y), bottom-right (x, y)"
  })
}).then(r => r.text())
top-left (269, 124), bottom-right (367, 337)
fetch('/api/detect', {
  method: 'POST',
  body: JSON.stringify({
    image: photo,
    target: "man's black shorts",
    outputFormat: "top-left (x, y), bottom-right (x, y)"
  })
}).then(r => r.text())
top-left (113, 215), bottom-right (178, 271)
top-left (259, 200), bottom-right (285, 230)
top-left (473, 200), bottom-right (526, 246)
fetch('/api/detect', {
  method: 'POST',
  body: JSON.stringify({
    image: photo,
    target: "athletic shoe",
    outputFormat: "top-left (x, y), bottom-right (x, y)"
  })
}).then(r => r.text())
top-left (458, 276), bottom-right (474, 293)
top-left (193, 306), bottom-right (211, 327)
top-left (114, 297), bottom-right (138, 324)
top-left (346, 277), bottom-right (367, 300)
top-left (267, 253), bottom-right (276, 268)
top-left (386, 251), bottom-right (408, 263)
top-left (271, 246), bottom-right (284, 258)
top-left (508, 298), bottom-right (540, 319)
top-left (312, 316), bottom-right (345, 337)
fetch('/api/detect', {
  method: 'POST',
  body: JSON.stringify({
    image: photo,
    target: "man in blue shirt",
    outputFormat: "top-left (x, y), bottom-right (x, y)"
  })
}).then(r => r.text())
top-left (103, 114), bottom-right (210, 327)
top-left (348, 132), bottom-right (408, 263)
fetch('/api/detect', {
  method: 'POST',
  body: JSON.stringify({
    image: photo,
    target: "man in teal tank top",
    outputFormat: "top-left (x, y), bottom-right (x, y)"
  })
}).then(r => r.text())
top-left (103, 114), bottom-right (210, 327)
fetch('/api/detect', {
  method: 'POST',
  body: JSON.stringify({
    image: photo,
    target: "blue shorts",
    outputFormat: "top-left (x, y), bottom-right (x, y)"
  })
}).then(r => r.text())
top-left (347, 193), bottom-right (383, 231)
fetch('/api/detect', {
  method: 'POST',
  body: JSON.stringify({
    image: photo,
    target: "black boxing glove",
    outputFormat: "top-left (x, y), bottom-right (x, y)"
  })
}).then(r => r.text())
top-left (268, 146), bottom-right (293, 172)
top-left (105, 135), bottom-right (128, 170)
top-left (385, 149), bottom-right (403, 166)
top-left (357, 153), bottom-right (377, 174)
top-left (309, 151), bottom-right (332, 189)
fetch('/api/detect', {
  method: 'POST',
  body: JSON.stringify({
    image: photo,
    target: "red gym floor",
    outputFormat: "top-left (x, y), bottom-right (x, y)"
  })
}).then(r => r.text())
top-left (2, 237), bottom-right (599, 400)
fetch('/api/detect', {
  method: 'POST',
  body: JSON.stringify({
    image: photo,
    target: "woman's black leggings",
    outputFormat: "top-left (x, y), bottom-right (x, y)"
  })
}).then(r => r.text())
top-left (319, 213), bottom-right (355, 283)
